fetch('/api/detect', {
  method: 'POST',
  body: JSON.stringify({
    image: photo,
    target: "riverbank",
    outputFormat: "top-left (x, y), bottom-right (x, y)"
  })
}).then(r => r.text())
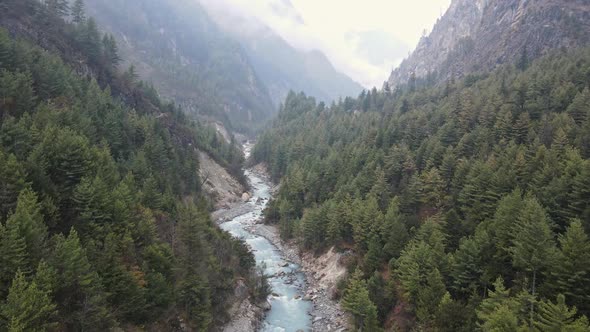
top-left (216, 163), bottom-right (349, 331)
top-left (217, 165), bottom-right (312, 331)
top-left (246, 166), bottom-right (349, 332)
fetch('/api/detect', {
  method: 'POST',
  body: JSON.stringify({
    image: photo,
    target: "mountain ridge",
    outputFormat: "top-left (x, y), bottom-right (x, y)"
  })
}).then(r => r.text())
top-left (199, 2), bottom-right (364, 107)
top-left (388, 0), bottom-right (590, 88)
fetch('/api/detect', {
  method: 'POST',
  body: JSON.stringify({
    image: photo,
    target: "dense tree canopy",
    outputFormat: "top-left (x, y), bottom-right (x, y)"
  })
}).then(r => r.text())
top-left (253, 48), bottom-right (590, 330)
top-left (0, 1), bottom-right (259, 330)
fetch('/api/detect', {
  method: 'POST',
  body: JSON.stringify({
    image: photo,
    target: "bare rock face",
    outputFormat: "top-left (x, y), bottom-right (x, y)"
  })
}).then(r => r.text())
top-left (388, 0), bottom-right (590, 88)
top-left (198, 150), bottom-right (245, 209)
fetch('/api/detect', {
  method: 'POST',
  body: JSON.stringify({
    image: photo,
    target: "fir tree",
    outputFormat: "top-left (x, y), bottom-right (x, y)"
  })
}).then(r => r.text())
top-left (1, 271), bottom-right (57, 332)
top-left (510, 197), bottom-right (556, 326)
top-left (534, 294), bottom-right (590, 332)
top-left (71, 0), bottom-right (85, 24)
top-left (342, 269), bottom-right (381, 331)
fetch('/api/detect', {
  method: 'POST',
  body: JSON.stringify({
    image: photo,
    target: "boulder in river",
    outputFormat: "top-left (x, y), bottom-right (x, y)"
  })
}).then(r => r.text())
top-left (241, 192), bottom-right (250, 202)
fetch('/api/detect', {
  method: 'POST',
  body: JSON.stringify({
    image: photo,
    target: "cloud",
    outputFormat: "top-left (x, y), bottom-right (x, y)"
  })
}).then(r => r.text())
top-left (198, 0), bottom-right (451, 88)
top-left (348, 30), bottom-right (409, 67)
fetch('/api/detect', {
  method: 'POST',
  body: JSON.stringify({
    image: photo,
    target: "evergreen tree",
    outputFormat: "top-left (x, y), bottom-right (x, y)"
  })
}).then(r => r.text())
top-left (546, 219), bottom-right (590, 313)
top-left (71, 0), bottom-right (85, 24)
top-left (342, 269), bottom-right (381, 331)
top-left (50, 229), bottom-right (112, 330)
top-left (416, 268), bottom-right (447, 324)
top-left (534, 294), bottom-right (590, 332)
top-left (0, 152), bottom-right (26, 219)
top-left (5, 189), bottom-right (48, 265)
top-left (1, 271), bottom-right (57, 332)
top-left (567, 88), bottom-right (590, 125)
top-left (382, 197), bottom-right (409, 260)
top-left (0, 211), bottom-right (29, 295)
top-left (45, 0), bottom-right (69, 18)
top-left (363, 235), bottom-right (382, 274)
top-left (510, 197), bottom-right (556, 326)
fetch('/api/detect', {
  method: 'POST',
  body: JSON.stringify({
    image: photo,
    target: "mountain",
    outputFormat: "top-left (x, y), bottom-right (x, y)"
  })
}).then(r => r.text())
top-left (0, 0), bottom-right (263, 330)
top-left (83, 0), bottom-right (275, 134)
top-left (200, 4), bottom-right (364, 107)
top-left (253, 49), bottom-right (590, 332)
top-left (388, 0), bottom-right (590, 87)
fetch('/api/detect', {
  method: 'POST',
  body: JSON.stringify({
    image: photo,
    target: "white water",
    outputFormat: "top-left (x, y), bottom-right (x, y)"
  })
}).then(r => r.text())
top-left (220, 163), bottom-right (312, 331)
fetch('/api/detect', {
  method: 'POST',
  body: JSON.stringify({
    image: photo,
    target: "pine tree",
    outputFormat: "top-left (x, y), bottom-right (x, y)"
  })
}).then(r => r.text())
top-left (364, 235), bottom-right (382, 274)
top-left (1, 271), bottom-right (57, 332)
top-left (82, 18), bottom-right (102, 63)
top-left (552, 128), bottom-right (569, 154)
top-left (0, 152), bottom-right (27, 219)
top-left (546, 219), bottom-right (590, 313)
top-left (567, 88), bottom-right (590, 125)
top-left (451, 232), bottom-right (487, 295)
top-left (477, 277), bottom-right (514, 324)
top-left (382, 197), bottom-right (409, 260)
top-left (0, 29), bottom-right (11, 70)
top-left (510, 197), bottom-right (556, 326)
top-left (534, 294), bottom-right (590, 332)
top-left (45, 0), bottom-right (69, 18)
top-left (480, 304), bottom-right (520, 332)
top-left (71, 0), bottom-right (85, 24)
top-left (6, 189), bottom-right (48, 264)
top-left (50, 229), bottom-right (113, 330)
top-left (175, 202), bottom-right (213, 328)
top-left (0, 211), bottom-right (29, 295)
top-left (102, 34), bottom-right (120, 68)
top-left (416, 268), bottom-right (447, 324)
top-left (342, 269), bottom-right (381, 331)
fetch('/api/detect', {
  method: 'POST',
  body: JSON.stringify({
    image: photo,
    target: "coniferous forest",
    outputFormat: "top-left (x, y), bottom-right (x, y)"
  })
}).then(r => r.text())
top-left (2, 0), bottom-right (590, 331)
top-left (0, 0), bottom-right (263, 330)
top-left (252, 49), bottom-right (590, 330)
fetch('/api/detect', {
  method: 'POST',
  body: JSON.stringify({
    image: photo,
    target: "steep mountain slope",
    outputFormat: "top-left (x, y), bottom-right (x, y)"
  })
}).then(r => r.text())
top-left (200, 5), bottom-right (364, 106)
top-left (254, 48), bottom-right (590, 331)
top-left (84, 0), bottom-right (275, 133)
top-left (0, 1), bottom-right (264, 330)
top-left (234, 25), bottom-right (363, 107)
top-left (388, 0), bottom-right (590, 87)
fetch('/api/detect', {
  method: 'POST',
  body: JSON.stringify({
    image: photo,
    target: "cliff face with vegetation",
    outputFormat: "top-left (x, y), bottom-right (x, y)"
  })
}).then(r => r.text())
top-left (388, 0), bottom-right (590, 87)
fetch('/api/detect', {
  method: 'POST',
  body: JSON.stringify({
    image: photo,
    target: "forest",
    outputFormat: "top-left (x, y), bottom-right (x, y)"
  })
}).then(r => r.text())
top-left (252, 48), bottom-right (590, 330)
top-left (0, 0), bottom-right (265, 330)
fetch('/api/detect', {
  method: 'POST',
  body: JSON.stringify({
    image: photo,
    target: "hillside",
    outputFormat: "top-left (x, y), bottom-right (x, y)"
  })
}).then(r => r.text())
top-left (388, 0), bottom-right (590, 88)
top-left (202, 10), bottom-right (363, 107)
top-left (83, 0), bottom-right (275, 134)
top-left (254, 48), bottom-right (590, 330)
top-left (0, 1), bottom-right (265, 330)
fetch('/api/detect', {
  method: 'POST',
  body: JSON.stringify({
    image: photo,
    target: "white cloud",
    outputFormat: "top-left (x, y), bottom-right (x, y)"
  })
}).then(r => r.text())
top-left (199, 0), bottom-right (451, 88)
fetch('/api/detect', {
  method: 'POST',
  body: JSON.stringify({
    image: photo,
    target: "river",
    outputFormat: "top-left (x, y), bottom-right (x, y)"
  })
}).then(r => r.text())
top-left (219, 157), bottom-right (313, 331)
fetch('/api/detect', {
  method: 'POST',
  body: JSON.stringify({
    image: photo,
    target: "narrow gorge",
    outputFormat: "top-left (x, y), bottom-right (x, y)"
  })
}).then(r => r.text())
top-left (216, 144), bottom-right (347, 332)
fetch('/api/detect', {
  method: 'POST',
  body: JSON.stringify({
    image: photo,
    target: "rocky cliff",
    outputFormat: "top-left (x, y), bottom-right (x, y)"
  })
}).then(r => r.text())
top-left (388, 0), bottom-right (590, 87)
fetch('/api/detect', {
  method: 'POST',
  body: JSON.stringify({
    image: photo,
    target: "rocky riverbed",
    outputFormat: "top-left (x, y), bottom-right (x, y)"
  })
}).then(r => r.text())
top-left (216, 161), bottom-right (349, 332)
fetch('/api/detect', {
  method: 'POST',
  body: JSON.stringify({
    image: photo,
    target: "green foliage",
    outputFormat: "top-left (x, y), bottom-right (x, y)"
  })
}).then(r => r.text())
top-left (254, 48), bottom-right (590, 329)
top-left (0, 8), bottom-right (254, 329)
top-left (534, 294), bottom-right (590, 332)
top-left (342, 269), bottom-right (381, 331)
top-left (1, 271), bottom-right (57, 332)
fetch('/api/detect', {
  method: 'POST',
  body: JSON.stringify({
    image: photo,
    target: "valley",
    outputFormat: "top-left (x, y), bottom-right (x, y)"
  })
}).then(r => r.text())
top-left (216, 144), bottom-right (347, 332)
top-left (1, 0), bottom-right (590, 331)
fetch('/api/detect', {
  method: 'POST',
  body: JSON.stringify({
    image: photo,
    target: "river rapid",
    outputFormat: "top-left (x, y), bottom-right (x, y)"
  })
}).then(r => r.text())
top-left (219, 147), bottom-right (313, 331)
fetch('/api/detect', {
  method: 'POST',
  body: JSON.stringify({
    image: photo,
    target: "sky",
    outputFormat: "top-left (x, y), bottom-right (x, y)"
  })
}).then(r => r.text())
top-left (199, 0), bottom-right (452, 88)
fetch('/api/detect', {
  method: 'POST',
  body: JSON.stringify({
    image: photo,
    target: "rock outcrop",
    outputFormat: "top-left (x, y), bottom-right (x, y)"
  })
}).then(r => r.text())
top-left (388, 0), bottom-right (590, 87)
